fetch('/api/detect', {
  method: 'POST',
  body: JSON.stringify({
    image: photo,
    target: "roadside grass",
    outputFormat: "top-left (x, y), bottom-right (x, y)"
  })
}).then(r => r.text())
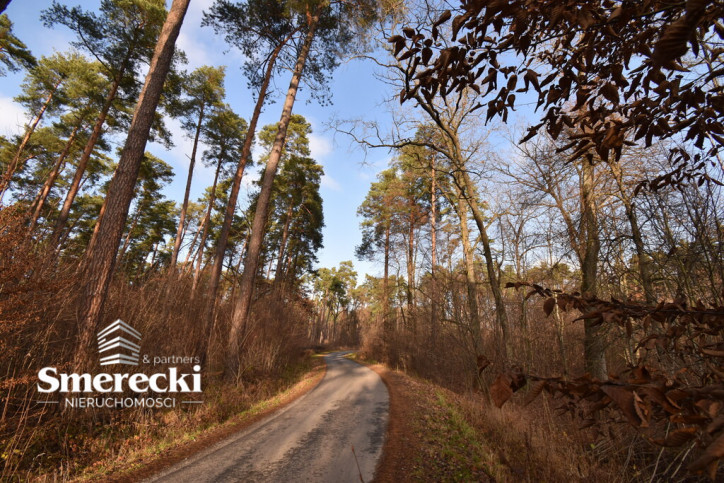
top-left (39, 355), bottom-right (325, 482)
top-left (410, 390), bottom-right (497, 481)
top-left (359, 353), bottom-right (620, 482)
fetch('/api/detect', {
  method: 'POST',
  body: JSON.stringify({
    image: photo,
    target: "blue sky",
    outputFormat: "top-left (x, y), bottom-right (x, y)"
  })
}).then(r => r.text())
top-left (0, 0), bottom-right (396, 281)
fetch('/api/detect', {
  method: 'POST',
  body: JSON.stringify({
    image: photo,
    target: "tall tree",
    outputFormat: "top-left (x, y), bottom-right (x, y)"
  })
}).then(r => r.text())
top-left (227, 0), bottom-right (378, 371)
top-left (117, 153), bottom-right (176, 273)
top-left (28, 57), bottom-right (109, 230)
top-left (393, 147), bottom-right (431, 322)
top-left (192, 105), bottom-right (247, 288)
top-left (0, 52), bottom-right (85, 201)
top-left (76, 0), bottom-right (190, 364)
top-left (202, 0), bottom-right (303, 319)
top-left (512, 133), bottom-right (609, 378)
top-left (357, 169), bottom-right (398, 335)
top-left (169, 65), bottom-right (227, 267)
top-left (42, 0), bottom-right (167, 244)
top-left (252, 115), bottom-right (324, 290)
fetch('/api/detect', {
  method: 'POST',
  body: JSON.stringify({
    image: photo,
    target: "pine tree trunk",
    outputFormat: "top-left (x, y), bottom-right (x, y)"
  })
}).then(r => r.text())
top-left (51, 76), bottom-right (121, 244)
top-left (29, 122), bottom-right (81, 230)
top-left (226, 14), bottom-right (320, 372)
top-left (205, 31), bottom-right (295, 327)
top-left (383, 223), bottom-right (390, 334)
top-left (184, 215), bottom-right (206, 267)
top-left (116, 205), bottom-right (141, 263)
top-left (274, 199), bottom-right (294, 289)
top-left (406, 209), bottom-right (415, 309)
top-left (171, 104), bottom-right (205, 267)
top-left (406, 207), bottom-right (416, 334)
top-left (75, 0), bottom-right (190, 366)
top-left (192, 156), bottom-right (223, 290)
top-left (0, 79), bottom-right (62, 202)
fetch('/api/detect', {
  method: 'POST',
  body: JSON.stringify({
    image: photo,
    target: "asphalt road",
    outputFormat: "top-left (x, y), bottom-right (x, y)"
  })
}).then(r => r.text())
top-left (146, 352), bottom-right (389, 483)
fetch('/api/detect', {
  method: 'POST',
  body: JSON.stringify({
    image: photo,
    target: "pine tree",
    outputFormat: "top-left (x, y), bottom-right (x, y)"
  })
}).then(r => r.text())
top-left (42, 0), bottom-right (168, 243)
top-left (168, 65), bottom-right (227, 267)
top-left (76, 0), bottom-right (190, 366)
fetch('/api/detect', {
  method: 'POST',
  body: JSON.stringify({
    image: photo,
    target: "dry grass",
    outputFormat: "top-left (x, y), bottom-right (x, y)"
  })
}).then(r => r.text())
top-left (356, 303), bottom-right (667, 481)
top-left (0, 206), bottom-right (318, 480)
top-left (364, 356), bottom-right (619, 482)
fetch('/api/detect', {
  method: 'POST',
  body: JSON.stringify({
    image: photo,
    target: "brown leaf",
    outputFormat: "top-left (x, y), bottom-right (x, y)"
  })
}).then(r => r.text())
top-left (600, 82), bottom-right (620, 104)
top-left (653, 16), bottom-right (692, 65)
top-left (601, 385), bottom-right (642, 426)
top-left (689, 432), bottom-right (724, 477)
top-left (543, 297), bottom-right (556, 317)
top-left (633, 391), bottom-right (650, 427)
top-left (434, 10), bottom-right (452, 28)
top-left (653, 427), bottom-right (698, 447)
top-left (524, 380), bottom-right (547, 406)
top-left (491, 373), bottom-right (514, 408)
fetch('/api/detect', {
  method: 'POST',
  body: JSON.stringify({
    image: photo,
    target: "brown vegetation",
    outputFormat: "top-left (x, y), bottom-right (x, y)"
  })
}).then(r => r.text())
top-left (0, 209), bottom-right (320, 479)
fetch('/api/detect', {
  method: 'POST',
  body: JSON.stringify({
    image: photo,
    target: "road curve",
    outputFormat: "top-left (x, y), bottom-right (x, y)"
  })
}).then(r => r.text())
top-left (146, 352), bottom-right (389, 483)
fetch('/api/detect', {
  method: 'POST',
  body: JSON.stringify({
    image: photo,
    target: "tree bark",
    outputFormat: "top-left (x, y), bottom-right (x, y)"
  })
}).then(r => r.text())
top-left (580, 157), bottom-right (607, 380)
top-left (383, 223), bottom-right (391, 335)
top-left (226, 13), bottom-right (320, 371)
top-left (192, 155), bottom-right (223, 290)
top-left (75, 0), bottom-right (190, 366)
top-left (184, 214), bottom-right (206, 267)
top-left (29, 122), bottom-right (80, 230)
top-left (51, 76), bottom-right (121, 244)
top-left (116, 204), bottom-right (141, 263)
top-left (171, 103), bottom-right (205, 267)
top-left (273, 198), bottom-right (294, 288)
top-left (205, 32), bottom-right (293, 329)
top-left (452, 186), bottom-right (482, 355)
top-left (406, 206), bottom-right (415, 311)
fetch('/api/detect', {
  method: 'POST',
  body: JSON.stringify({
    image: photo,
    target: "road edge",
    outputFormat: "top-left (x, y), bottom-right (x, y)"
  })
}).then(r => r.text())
top-left (361, 362), bottom-right (406, 483)
top-left (102, 358), bottom-right (328, 483)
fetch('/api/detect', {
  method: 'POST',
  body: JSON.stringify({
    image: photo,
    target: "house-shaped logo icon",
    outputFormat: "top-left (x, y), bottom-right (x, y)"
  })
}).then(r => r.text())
top-left (97, 319), bottom-right (141, 366)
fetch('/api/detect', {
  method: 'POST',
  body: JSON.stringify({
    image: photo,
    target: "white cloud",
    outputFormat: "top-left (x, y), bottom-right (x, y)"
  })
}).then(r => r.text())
top-left (0, 97), bottom-right (27, 137)
top-left (176, 31), bottom-right (212, 69)
top-left (321, 173), bottom-right (341, 191)
top-left (175, 0), bottom-right (240, 70)
top-left (309, 133), bottom-right (332, 160)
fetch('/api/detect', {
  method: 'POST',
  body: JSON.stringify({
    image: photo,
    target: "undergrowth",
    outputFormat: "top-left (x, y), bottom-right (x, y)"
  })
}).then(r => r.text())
top-left (0, 208), bottom-right (319, 480)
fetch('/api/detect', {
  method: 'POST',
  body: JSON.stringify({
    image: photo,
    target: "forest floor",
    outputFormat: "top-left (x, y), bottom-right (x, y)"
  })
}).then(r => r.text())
top-left (362, 359), bottom-right (497, 482)
top-left (354, 355), bottom-right (619, 482)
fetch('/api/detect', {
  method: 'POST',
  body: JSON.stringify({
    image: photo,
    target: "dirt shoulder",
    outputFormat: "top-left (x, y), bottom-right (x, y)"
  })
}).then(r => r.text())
top-left (93, 359), bottom-right (327, 482)
top-left (365, 362), bottom-right (496, 482)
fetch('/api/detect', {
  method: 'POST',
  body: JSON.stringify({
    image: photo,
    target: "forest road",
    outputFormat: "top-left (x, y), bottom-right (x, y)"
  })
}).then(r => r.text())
top-left (146, 351), bottom-right (389, 483)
